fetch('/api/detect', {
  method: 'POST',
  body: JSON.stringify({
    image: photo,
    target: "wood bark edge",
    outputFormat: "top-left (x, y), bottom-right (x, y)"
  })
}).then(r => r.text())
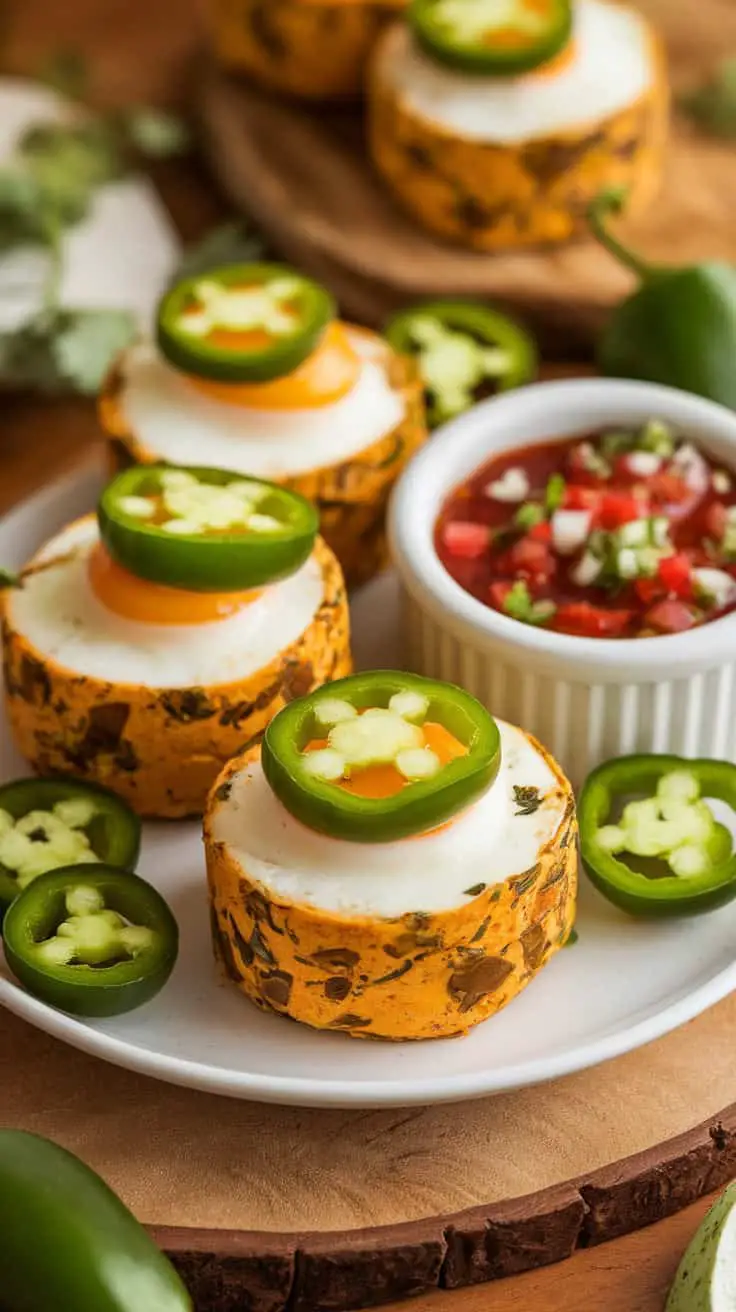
top-left (149, 1101), bottom-right (736, 1311)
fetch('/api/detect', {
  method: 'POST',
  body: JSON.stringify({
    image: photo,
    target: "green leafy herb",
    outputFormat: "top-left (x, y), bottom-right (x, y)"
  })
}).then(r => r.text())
top-left (513, 785), bottom-right (542, 817)
top-left (117, 106), bottom-right (190, 159)
top-left (563, 927), bottom-right (579, 948)
top-left (173, 221), bottom-right (270, 282)
top-left (463, 882), bottom-right (487, 897)
top-left (680, 57), bottom-right (736, 139)
top-left (545, 473), bottom-right (566, 513)
top-left (502, 580), bottom-right (556, 626)
top-left (0, 49), bottom-right (190, 395)
top-left (0, 308), bottom-right (136, 395)
top-left (0, 568), bottom-right (21, 588)
top-left (514, 501), bottom-right (545, 531)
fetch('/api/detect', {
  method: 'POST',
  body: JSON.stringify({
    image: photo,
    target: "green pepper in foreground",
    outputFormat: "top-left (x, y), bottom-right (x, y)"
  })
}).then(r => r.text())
top-left (385, 299), bottom-right (537, 427)
top-left (98, 464), bottom-right (319, 591)
top-left (409, 0), bottom-right (573, 75)
top-left (579, 754), bottom-right (736, 917)
top-left (589, 189), bottom-right (736, 410)
top-left (0, 777), bottom-right (140, 920)
top-left (0, 1129), bottom-right (192, 1312)
top-left (2, 865), bottom-right (178, 1016)
top-left (262, 671), bottom-right (501, 843)
top-left (156, 262), bottom-right (335, 383)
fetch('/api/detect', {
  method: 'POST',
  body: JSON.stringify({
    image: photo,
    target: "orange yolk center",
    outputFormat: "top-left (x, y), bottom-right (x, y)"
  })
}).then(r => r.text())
top-left (305, 721), bottom-right (467, 801)
top-left (186, 320), bottom-right (361, 410)
top-left (88, 543), bottom-right (259, 625)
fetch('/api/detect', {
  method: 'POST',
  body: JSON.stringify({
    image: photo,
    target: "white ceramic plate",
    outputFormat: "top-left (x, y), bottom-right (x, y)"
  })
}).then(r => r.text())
top-left (1, 462), bottom-right (736, 1108)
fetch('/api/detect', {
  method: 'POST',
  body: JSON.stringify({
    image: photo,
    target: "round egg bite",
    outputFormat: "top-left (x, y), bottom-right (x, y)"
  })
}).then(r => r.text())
top-left (368, 0), bottom-right (668, 250)
top-left (209, 0), bottom-right (408, 100)
top-left (205, 718), bottom-right (577, 1041)
top-left (1, 518), bottom-right (351, 819)
top-left (101, 325), bottom-right (426, 590)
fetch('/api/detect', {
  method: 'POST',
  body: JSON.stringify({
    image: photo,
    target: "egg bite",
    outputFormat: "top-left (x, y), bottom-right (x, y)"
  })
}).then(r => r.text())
top-left (368, 0), bottom-right (668, 250)
top-left (205, 672), bottom-right (577, 1041)
top-left (1, 467), bottom-right (351, 820)
top-left (100, 264), bottom-right (426, 589)
top-left (209, 0), bottom-right (408, 100)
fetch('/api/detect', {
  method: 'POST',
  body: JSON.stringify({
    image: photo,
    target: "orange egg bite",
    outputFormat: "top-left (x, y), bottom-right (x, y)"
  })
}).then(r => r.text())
top-left (204, 720), bottom-right (576, 1040)
top-left (101, 322), bottom-right (426, 589)
top-left (209, 0), bottom-right (408, 100)
top-left (2, 517), bottom-right (351, 819)
top-left (368, 0), bottom-right (668, 249)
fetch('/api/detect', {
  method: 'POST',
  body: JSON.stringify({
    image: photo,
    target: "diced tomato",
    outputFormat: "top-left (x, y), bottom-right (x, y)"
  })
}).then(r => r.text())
top-left (648, 470), bottom-right (689, 505)
top-left (634, 577), bottom-right (662, 605)
top-left (505, 534), bottom-right (556, 580)
top-left (598, 492), bottom-right (645, 530)
top-left (442, 521), bottom-right (489, 559)
top-left (554, 602), bottom-right (635, 638)
top-left (563, 484), bottom-right (602, 513)
top-left (657, 552), bottom-right (693, 599)
top-left (528, 520), bottom-right (552, 543)
top-left (705, 501), bottom-right (728, 541)
top-left (488, 581), bottom-right (512, 610)
top-left (645, 599), bottom-right (698, 634)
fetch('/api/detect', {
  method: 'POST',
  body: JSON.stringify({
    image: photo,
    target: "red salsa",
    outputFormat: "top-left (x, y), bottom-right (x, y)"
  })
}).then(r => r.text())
top-left (435, 419), bottom-right (736, 639)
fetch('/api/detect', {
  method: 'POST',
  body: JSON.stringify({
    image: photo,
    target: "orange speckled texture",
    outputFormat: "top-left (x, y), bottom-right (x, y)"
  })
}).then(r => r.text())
top-left (367, 20), bottom-right (669, 250)
top-left (204, 735), bottom-right (577, 1041)
top-left (209, 0), bottom-right (407, 101)
top-left (99, 328), bottom-right (427, 590)
top-left (1, 534), bottom-right (351, 820)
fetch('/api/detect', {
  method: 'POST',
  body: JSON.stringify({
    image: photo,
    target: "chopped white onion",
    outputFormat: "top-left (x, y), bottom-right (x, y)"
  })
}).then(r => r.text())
top-left (484, 467), bottom-right (530, 503)
top-left (626, 451), bottom-right (662, 477)
top-left (570, 551), bottom-right (602, 587)
top-left (551, 509), bottom-right (591, 556)
top-left (691, 567), bottom-right (736, 609)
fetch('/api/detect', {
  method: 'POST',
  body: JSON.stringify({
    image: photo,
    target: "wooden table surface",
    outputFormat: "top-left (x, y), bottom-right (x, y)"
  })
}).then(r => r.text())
top-left (0, 1), bottom-right (713, 1308)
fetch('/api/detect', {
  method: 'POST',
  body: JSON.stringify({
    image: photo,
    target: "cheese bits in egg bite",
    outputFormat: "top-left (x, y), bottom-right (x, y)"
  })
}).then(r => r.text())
top-left (369, 0), bottom-right (668, 249)
top-left (205, 673), bottom-right (577, 1040)
top-left (209, 0), bottom-right (409, 101)
top-left (100, 263), bottom-right (427, 588)
top-left (1, 467), bottom-right (351, 819)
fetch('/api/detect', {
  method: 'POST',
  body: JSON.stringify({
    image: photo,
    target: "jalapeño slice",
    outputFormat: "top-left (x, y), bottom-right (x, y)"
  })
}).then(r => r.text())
top-left (385, 298), bottom-right (537, 427)
top-left (0, 778), bottom-right (141, 920)
top-left (579, 755), bottom-right (736, 918)
top-left (98, 464), bottom-right (319, 592)
top-left (409, 0), bottom-right (573, 76)
top-left (262, 671), bottom-right (501, 843)
top-left (156, 263), bottom-right (336, 384)
top-left (2, 865), bottom-right (179, 1017)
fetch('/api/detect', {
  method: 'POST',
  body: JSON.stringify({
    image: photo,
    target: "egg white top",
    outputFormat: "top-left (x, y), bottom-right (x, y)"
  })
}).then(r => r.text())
top-left (377, 0), bottom-right (656, 143)
top-left (117, 328), bottom-right (405, 477)
top-left (212, 720), bottom-right (568, 917)
top-left (8, 517), bottom-right (324, 689)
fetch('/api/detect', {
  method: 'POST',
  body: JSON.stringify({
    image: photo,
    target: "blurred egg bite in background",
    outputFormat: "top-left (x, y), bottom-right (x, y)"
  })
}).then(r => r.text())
top-left (208, 0), bottom-right (408, 100)
top-left (368, 0), bottom-right (668, 249)
top-left (100, 263), bottom-right (427, 588)
top-left (1, 465), bottom-right (351, 819)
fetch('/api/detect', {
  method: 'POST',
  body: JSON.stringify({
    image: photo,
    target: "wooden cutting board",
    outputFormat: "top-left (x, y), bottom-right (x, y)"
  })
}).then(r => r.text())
top-left (197, 0), bottom-right (736, 353)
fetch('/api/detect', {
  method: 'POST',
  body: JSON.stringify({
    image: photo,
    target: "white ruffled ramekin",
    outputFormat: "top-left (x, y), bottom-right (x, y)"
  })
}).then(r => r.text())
top-left (389, 379), bottom-right (736, 786)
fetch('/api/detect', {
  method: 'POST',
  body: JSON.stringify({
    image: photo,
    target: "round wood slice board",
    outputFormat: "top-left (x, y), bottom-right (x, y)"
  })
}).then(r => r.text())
top-left (196, 0), bottom-right (736, 354)
top-left (3, 988), bottom-right (736, 1310)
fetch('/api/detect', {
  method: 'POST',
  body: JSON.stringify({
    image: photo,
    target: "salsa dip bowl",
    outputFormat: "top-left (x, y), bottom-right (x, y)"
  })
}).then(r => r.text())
top-left (389, 379), bottom-right (736, 786)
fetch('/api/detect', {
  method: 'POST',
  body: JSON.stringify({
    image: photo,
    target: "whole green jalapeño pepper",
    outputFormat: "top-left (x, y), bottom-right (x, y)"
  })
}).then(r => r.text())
top-left (2, 865), bottom-right (179, 1016)
top-left (385, 299), bottom-right (537, 427)
top-left (98, 464), bottom-right (319, 592)
top-left (409, 0), bottom-right (573, 75)
top-left (589, 189), bottom-right (736, 410)
top-left (262, 671), bottom-right (501, 843)
top-left (156, 262), bottom-right (335, 383)
top-left (579, 754), bottom-right (736, 917)
top-left (0, 778), bottom-right (141, 920)
top-left (0, 1130), bottom-right (192, 1311)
